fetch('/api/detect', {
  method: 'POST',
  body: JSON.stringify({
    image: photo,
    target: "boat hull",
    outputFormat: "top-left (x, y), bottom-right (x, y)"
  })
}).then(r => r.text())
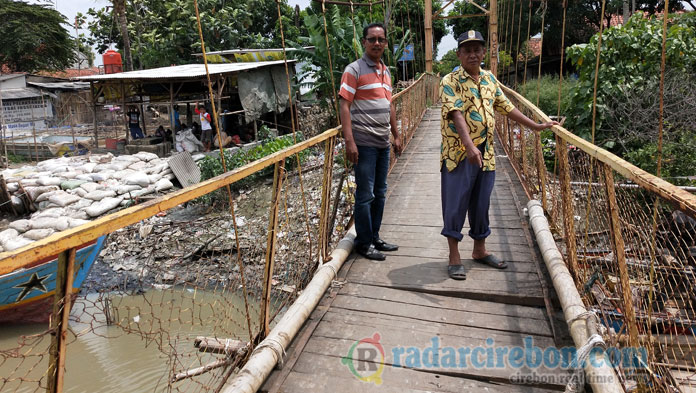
top-left (0, 236), bottom-right (107, 324)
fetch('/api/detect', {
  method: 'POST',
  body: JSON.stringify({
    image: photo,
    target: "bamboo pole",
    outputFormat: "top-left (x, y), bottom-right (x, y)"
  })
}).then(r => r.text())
top-left (557, 135), bottom-right (579, 279)
top-left (260, 161), bottom-right (286, 336)
top-left (47, 248), bottom-right (76, 393)
top-left (424, 0), bottom-right (433, 72)
top-left (527, 201), bottom-right (624, 393)
top-left (91, 82), bottom-right (98, 148)
top-left (489, 0), bottom-right (499, 76)
top-left (501, 85), bottom-right (696, 219)
top-left (222, 227), bottom-right (356, 393)
top-left (603, 164), bottom-right (639, 349)
top-left (318, 137), bottom-right (335, 262)
top-left (535, 130), bottom-right (547, 210)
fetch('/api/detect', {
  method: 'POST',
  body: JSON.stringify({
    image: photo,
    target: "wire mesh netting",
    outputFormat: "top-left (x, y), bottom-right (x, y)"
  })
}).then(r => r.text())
top-left (0, 74), bottom-right (440, 393)
top-left (498, 87), bottom-right (696, 392)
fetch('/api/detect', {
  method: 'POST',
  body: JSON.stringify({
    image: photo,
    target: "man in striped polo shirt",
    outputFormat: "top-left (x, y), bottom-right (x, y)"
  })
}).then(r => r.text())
top-left (339, 23), bottom-right (402, 261)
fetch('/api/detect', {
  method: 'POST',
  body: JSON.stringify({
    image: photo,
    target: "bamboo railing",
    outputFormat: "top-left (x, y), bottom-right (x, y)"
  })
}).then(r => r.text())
top-left (497, 85), bottom-right (696, 391)
top-left (0, 73), bottom-right (439, 393)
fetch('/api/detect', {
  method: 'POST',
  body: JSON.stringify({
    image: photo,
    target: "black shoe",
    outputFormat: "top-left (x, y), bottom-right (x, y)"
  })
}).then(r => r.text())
top-left (356, 244), bottom-right (386, 261)
top-left (373, 238), bottom-right (399, 252)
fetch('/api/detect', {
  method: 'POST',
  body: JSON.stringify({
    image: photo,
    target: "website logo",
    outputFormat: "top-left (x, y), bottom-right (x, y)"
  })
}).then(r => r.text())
top-left (341, 332), bottom-right (385, 385)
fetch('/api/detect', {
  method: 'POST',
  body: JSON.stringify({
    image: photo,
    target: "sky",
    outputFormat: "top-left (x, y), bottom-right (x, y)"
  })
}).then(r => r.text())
top-left (35, 0), bottom-right (694, 67)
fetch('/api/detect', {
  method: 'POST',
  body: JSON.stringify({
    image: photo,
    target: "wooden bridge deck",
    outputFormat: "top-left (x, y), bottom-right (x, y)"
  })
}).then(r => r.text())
top-left (262, 109), bottom-right (570, 392)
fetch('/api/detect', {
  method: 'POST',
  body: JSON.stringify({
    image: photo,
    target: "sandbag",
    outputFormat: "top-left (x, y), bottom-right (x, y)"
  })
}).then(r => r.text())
top-left (32, 216), bottom-right (70, 231)
top-left (61, 171), bottom-right (81, 179)
top-left (86, 197), bottom-right (123, 217)
top-left (31, 207), bottom-right (65, 219)
top-left (70, 198), bottom-right (93, 210)
top-left (0, 229), bottom-right (33, 251)
top-left (125, 173), bottom-right (150, 187)
top-left (48, 192), bottom-right (81, 207)
top-left (61, 179), bottom-right (87, 190)
top-left (82, 163), bottom-right (97, 173)
top-left (148, 173), bottom-right (163, 184)
top-left (84, 190), bottom-right (117, 201)
top-left (71, 187), bottom-right (87, 198)
top-left (134, 151), bottom-right (159, 162)
top-left (23, 228), bottom-right (55, 241)
top-left (9, 219), bottom-right (32, 233)
top-left (11, 196), bottom-right (25, 214)
top-left (106, 161), bottom-right (131, 171)
top-left (128, 161), bottom-right (149, 171)
top-left (7, 183), bottom-right (18, 193)
top-left (154, 178), bottom-right (174, 192)
top-left (37, 177), bottom-right (63, 186)
top-left (68, 218), bottom-right (90, 228)
top-left (113, 155), bottom-right (140, 164)
top-left (80, 182), bottom-right (101, 192)
top-left (111, 169), bottom-right (137, 180)
top-left (76, 174), bottom-right (94, 181)
top-left (65, 209), bottom-right (90, 220)
top-left (90, 172), bottom-right (112, 182)
top-left (89, 153), bottom-right (113, 163)
top-left (116, 184), bottom-right (142, 195)
top-left (35, 190), bottom-right (59, 203)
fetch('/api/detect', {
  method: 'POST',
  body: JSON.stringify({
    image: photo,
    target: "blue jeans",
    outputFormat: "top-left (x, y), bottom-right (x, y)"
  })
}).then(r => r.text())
top-left (354, 145), bottom-right (390, 249)
top-left (130, 125), bottom-right (144, 139)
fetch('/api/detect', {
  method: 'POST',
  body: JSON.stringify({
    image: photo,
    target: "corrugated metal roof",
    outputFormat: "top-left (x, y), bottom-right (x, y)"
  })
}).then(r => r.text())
top-left (0, 87), bottom-right (55, 100)
top-left (28, 81), bottom-right (90, 90)
top-left (74, 61), bottom-right (294, 82)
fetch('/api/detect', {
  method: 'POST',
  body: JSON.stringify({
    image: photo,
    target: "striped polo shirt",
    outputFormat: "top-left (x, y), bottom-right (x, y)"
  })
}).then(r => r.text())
top-left (339, 54), bottom-right (393, 148)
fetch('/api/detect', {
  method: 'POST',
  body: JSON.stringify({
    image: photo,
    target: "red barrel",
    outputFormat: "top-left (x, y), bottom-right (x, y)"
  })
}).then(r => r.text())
top-left (103, 50), bottom-right (123, 74)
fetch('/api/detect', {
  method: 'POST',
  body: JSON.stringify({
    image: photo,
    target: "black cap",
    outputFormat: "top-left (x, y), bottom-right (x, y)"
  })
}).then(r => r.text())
top-left (457, 30), bottom-right (486, 47)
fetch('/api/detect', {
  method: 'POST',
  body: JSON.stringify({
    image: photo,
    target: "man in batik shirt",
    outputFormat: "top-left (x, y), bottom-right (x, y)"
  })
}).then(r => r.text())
top-left (440, 30), bottom-right (558, 280)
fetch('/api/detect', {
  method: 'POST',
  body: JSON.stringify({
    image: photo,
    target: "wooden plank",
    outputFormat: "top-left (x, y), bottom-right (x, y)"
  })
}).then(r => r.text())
top-left (345, 263), bottom-right (545, 306)
top-left (299, 334), bottom-right (567, 388)
top-left (384, 246), bottom-right (535, 262)
top-left (276, 353), bottom-right (559, 393)
top-left (328, 294), bottom-right (550, 336)
top-left (376, 230), bottom-right (530, 246)
top-left (338, 283), bottom-right (547, 320)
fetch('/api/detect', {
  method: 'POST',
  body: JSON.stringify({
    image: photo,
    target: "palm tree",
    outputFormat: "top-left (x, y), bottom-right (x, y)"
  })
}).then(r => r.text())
top-left (112, 0), bottom-right (133, 71)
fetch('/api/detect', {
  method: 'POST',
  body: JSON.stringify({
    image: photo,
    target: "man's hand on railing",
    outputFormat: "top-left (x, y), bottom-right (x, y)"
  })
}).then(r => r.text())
top-left (506, 108), bottom-right (559, 132)
top-left (530, 120), bottom-right (560, 132)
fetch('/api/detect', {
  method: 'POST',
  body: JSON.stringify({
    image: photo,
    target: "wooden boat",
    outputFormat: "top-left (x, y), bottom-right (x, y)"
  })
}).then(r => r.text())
top-left (0, 236), bottom-right (107, 324)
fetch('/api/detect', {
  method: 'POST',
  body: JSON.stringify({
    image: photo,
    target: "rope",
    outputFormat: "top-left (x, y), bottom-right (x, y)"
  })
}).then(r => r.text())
top-left (193, 0), bottom-right (254, 345)
top-left (252, 336), bottom-right (287, 368)
top-left (556, 0), bottom-right (567, 118)
top-left (564, 312), bottom-right (607, 393)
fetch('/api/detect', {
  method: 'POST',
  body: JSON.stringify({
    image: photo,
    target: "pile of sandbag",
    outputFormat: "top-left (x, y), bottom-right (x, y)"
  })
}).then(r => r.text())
top-left (0, 151), bottom-right (204, 250)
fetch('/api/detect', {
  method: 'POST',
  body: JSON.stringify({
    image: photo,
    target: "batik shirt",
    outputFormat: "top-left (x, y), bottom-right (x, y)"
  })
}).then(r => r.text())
top-left (440, 68), bottom-right (515, 172)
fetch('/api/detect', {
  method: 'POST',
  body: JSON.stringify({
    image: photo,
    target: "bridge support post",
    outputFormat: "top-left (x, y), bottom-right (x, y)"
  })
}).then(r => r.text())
top-left (260, 161), bottom-right (286, 337)
top-left (47, 248), bottom-right (76, 393)
top-left (318, 137), bottom-right (336, 262)
top-left (603, 164), bottom-right (639, 348)
top-left (535, 130), bottom-right (547, 211)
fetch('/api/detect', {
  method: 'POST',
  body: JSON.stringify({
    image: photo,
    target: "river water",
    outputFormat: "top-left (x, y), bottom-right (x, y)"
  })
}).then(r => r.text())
top-left (0, 288), bottom-right (262, 392)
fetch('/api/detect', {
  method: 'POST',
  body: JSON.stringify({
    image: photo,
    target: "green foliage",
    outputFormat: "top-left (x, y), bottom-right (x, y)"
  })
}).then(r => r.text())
top-left (624, 130), bottom-right (696, 186)
top-left (198, 132), bottom-right (309, 204)
top-left (434, 49), bottom-right (459, 75)
top-left (0, 0), bottom-right (75, 73)
top-left (565, 12), bottom-right (696, 145)
top-left (518, 75), bottom-right (577, 118)
top-left (85, 0), bottom-right (299, 69)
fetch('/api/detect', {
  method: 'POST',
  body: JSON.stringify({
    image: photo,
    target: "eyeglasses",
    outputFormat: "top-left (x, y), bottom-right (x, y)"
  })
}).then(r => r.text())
top-left (366, 37), bottom-right (387, 44)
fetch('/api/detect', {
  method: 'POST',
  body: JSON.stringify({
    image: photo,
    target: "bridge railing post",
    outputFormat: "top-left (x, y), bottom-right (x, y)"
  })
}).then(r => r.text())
top-left (318, 136), bottom-right (336, 262)
top-left (260, 161), bottom-right (286, 337)
top-left (556, 135), bottom-right (579, 280)
top-left (602, 163), bottom-right (639, 349)
top-left (535, 129), bottom-right (548, 211)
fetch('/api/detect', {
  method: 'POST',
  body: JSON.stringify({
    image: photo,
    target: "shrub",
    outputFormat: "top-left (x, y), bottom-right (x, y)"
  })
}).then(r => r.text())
top-left (517, 74), bottom-right (577, 118)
